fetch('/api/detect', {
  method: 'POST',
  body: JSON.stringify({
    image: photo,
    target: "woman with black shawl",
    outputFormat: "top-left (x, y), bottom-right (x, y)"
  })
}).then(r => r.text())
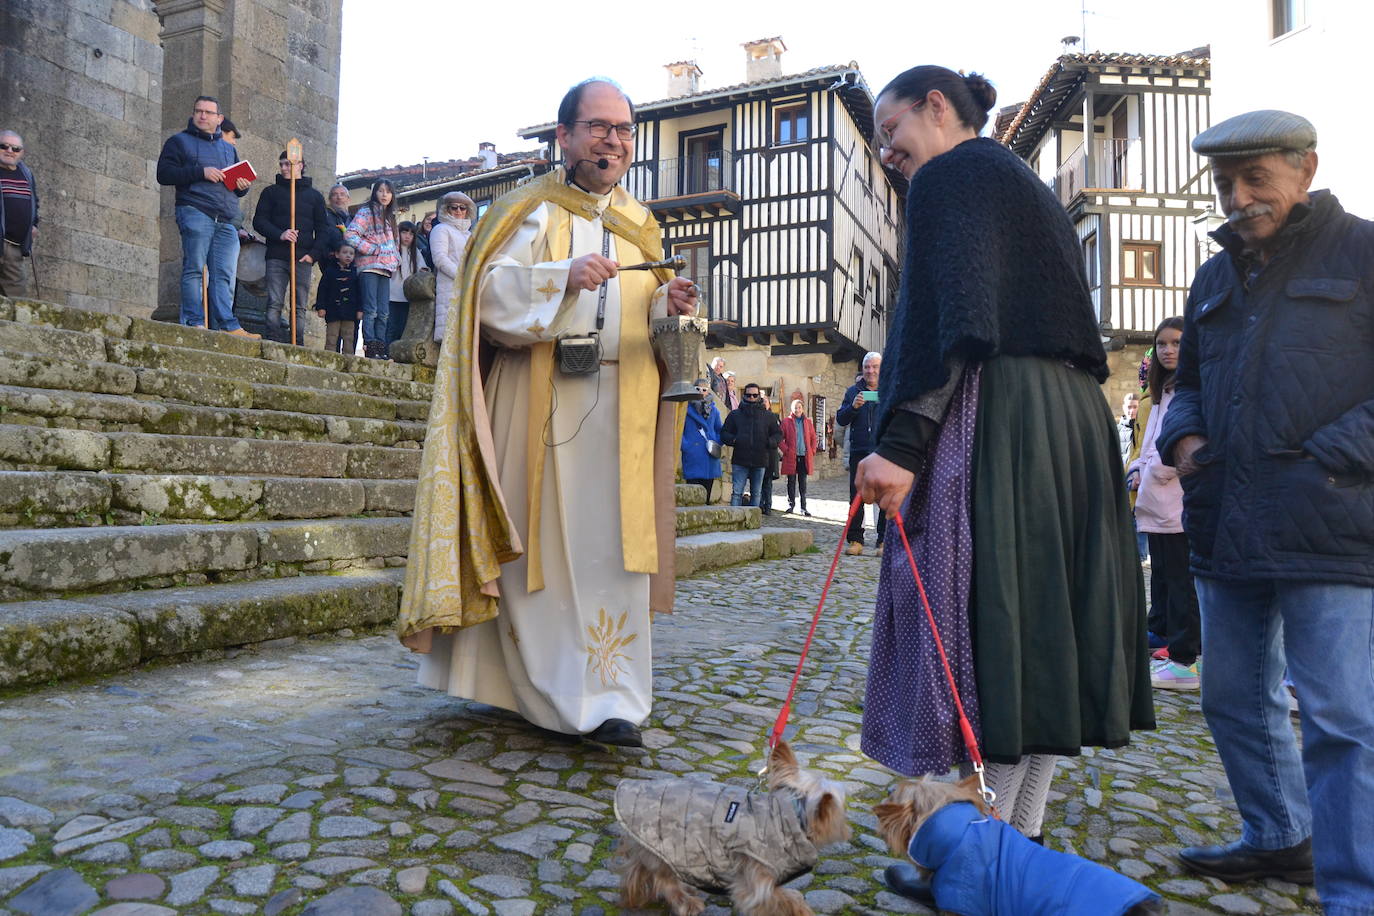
top-left (854, 65), bottom-right (1154, 901)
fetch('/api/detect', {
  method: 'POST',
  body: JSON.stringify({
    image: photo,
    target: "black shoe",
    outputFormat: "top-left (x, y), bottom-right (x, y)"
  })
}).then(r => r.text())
top-left (786, 504), bottom-right (795, 514)
top-left (1179, 838), bottom-right (1314, 884)
top-left (883, 863), bottom-right (935, 905)
top-left (586, 718), bottom-right (643, 748)
top-left (801, 508), bottom-right (811, 516)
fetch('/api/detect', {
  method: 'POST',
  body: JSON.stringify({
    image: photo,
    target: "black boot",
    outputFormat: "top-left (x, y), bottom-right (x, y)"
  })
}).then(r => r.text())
top-left (1179, 838), bottom-right (1314, 884)
top-left (586, 718), bottom-right (643, 748)
top-left (883, 863), bottom-right (935, 905)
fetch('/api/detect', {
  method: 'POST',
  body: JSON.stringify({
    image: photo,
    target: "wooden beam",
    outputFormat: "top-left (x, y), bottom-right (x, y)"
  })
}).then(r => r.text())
top-left (800, 328), bottom-right (820, 344)
top-left (751, 331), bottom-right (772, 347)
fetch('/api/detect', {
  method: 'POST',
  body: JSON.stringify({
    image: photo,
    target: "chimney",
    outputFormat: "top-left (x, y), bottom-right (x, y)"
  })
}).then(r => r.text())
top-left (665, 60), bottom-right (702, 97)
top-left (742, 36), bottom-right (786, 82)
top-left (478, 142), bottom-right (497, 170)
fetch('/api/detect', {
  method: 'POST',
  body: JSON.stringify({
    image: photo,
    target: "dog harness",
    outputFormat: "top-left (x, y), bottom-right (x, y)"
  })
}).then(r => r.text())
top-left (614, 778), bottom-right (818, 894)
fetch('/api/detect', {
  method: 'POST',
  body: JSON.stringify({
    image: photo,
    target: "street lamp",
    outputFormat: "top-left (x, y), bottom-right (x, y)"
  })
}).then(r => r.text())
top-left (422, 156), bottom-right (430, 179)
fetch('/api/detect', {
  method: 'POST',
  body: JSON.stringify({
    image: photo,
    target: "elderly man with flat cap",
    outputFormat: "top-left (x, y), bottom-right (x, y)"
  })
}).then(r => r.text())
top-left (1157, 110), bottom-right (1374, 910)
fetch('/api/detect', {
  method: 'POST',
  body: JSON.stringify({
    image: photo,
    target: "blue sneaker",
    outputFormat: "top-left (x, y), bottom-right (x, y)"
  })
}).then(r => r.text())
top-left (1147, 630), bottom-right (1169, 649)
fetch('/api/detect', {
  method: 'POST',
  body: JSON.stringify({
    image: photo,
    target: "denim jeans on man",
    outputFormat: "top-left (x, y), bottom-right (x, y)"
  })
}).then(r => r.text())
top-left (1196, 577), bottom-right (1374, 914)
top-left (265, 258), bottom-right (314, 344)
top-left (176, 205), bottom-right (242, 329)
top-left (730, 465), bottom-right (765, 507)
top-left (357, 271), bottom-right (390, 343)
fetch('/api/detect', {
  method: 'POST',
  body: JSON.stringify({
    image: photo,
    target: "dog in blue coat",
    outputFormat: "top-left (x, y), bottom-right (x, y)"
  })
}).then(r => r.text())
top-left (874, 776), bottom-right (1162, 915)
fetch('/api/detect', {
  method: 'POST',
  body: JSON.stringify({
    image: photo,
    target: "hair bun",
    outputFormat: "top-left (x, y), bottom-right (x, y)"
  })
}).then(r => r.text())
top-left (963, 72), bottom-right (997, 113)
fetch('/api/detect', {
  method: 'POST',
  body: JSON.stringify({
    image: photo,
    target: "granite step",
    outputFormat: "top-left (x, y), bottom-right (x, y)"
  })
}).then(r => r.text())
top-left (0, 424), bottom-right (421, 480)
top-left (0, 516), bottom-right (412, 600)
top-left (674, 526), bottom-right (814, 577)
top-left (674, 483), bottom-right (707, 506)
top-left (0, 569), bottom-right (403, 689)
top-left (0, 470), bottom-right (416, 528)
top-left (675, 504), bottom-right (760, 536)
top-left (0, 382), bottom-right (427, 444)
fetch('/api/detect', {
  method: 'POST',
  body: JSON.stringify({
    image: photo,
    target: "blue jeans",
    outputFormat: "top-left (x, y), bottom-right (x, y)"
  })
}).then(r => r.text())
top-left (387, 300), bottom-right (409, 345)
top-left (175, 205), bottom-right (241, 329)
top-left (730, 465), bottom-right (764, 507)
top-left (357, 271), bottom-right (390, 343)
top-left (1196, 576), bottom-right (1374, 914)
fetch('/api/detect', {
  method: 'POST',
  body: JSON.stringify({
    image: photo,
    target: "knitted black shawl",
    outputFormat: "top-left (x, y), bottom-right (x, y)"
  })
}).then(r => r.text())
top-left (877, 137), bottom-right (1108, 439)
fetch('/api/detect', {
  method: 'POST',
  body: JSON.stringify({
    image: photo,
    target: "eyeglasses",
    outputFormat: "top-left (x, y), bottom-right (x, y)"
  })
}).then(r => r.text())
top-left (571, 120), bottom-right (636, 140)
top-left (445, 204), bottom-right (469, 212)
top-left (874, 100), bottom-right (926, 150)
top-left (743, 392), bottom-right (761, 400)
top-left (192, 108), bottom-right (219, 117)
top-left (0, 143), bottom-right (23, 152)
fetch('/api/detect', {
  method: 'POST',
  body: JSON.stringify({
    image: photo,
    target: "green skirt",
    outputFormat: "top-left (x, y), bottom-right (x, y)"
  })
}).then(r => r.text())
top-left (971, 356), bottom-right (1154, 761)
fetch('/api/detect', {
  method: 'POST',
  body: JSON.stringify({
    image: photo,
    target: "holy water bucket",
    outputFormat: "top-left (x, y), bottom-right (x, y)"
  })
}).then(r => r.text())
top-left (650, 315), bottom-right (709, 401)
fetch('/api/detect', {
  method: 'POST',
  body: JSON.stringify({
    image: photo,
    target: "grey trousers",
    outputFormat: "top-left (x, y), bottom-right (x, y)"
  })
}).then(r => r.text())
top-left (0, 240), bottom-right (31, 298)
top-left (265, 258), bottom-right (314, 345)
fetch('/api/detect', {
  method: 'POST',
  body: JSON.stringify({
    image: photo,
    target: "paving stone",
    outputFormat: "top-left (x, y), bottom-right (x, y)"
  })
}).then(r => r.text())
top-left (411, 901), bottom-right (453, 916)
top-left (89, 905), bottom-right (178, 916)
top-left (52, 815), bottom-right (110, 843)
top-left (229, 806), bottom-right (284, 838)
top-left (214, 785), bottom-right (289, 804)
top-left (470, 875), bottom-right (531, 898)
top-left (302, 856), bottom-right (378, 876)
top-left (0, 827), bottom-right (34, 861)
top-left (104, 874), bottom-right (166, 900)
top-left (137, 849), bottom-right (198, 870)
top-left (300, 885), bottom-right (402, 916)
top-left (435, 880), bottom-right (488, 915)
top-left (396, 866), bottom-right (429, 895)
top-left (198, 840), bottom-right (255, 860)
top-left (266, 812), bottom-right (312, 844)
top-left (166, 866), bottom-right (220, 906)
top-left (228, 864), bottom-right (276, 897)
top-left (73, 841), bottom-right (131, 863)
top-left (0, 866), bottom-right (49, 896)
top-left (10, 868), bottom-right (99, 916)
top-left (156, 806), bottom-right (220, 829)
top-left (0, 799), bottom-right (53, 828)
top-left (491, 825), bottom-right (573, 858)
top-left (490, 903), bottom-right (535, 916)
top-left (319, 816), bottom-right (385, 838)
top-left (263, 888), bottom-right (303, 916)
top-left (281, 791), bottom-right (324, 809)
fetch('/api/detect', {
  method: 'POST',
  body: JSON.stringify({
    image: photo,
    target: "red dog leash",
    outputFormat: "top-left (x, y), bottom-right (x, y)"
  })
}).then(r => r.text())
top-left (765, 493), bottom-right (995, 810)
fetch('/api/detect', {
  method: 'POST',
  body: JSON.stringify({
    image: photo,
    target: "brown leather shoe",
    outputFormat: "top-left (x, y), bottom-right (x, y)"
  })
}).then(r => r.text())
top-left (845, 542), bottom-right (863, 556)
top-left (227, 327), bottom-right (261, 339)
top-left (1179, 838), bottom-right (1313, 884)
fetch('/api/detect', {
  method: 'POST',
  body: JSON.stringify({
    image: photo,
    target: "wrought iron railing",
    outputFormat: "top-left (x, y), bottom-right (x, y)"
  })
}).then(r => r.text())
top-left (643, 151), bottom-right (736, 199)
top-left (688, 272), bottom-right (738, 324)
top-left (1053, 138), bottom-right (1140, 206)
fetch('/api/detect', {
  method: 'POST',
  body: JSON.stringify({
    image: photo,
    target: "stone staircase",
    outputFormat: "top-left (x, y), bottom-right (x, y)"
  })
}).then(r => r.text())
top-left (0, 296), bottom-right (809, 689)
top-left (672, 483), bottom-right (811, 577)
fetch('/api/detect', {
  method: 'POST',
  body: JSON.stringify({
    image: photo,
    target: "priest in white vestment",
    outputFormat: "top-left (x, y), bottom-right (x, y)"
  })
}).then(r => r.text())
top-left (401, 79), bottom-right (699, 748)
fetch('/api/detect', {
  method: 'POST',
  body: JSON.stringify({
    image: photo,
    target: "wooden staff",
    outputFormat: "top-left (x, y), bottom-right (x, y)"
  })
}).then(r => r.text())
top-left (286, 138), bottom-right (303, 345)
top-left (202, 267), bottom-right (209, 328)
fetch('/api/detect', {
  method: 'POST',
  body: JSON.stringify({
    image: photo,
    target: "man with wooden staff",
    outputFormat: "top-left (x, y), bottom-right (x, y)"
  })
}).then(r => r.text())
top-left (398, 78), bottom-right (698, 749)
top-left (253, 142), bottom-right (329, 345)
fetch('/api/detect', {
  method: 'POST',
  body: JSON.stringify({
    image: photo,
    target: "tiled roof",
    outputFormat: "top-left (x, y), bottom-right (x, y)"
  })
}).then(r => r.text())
top-left (339, 149), bottom-right (546, 189)
top-left (999, 48), bottom-right (1210, 155)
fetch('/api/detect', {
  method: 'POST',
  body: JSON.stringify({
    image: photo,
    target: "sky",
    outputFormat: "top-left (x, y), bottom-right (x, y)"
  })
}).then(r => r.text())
top-left (336, 0), bottom-right (1221, 174)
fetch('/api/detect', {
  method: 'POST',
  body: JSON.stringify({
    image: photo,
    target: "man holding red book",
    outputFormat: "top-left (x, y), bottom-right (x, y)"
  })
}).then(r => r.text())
top-left (155, 95), bottom-right (258, 337)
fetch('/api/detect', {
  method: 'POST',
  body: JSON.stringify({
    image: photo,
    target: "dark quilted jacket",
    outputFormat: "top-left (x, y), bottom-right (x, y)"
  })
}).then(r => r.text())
top-left (1158, 190), bottom-right (1374, 586)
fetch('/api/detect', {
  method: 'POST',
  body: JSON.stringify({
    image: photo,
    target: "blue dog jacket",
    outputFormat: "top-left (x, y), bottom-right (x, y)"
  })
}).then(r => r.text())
top-left (910, 802), bottom-right (1160, 915)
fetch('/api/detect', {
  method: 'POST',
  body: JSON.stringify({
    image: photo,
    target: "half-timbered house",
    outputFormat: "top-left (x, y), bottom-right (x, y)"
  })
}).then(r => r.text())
top-left (519, 39), bottom-right (904, 476)
top-left (1000, 50), bottom-right (1213, 342)
top-left (340, 148), bottom-right (551, 224)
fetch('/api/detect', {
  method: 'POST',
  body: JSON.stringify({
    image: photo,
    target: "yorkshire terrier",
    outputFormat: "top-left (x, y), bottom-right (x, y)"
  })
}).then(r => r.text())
top-left (614, 739), bottom-right (851, 916)
top-left (874, 776), bottom-right (1163, 916)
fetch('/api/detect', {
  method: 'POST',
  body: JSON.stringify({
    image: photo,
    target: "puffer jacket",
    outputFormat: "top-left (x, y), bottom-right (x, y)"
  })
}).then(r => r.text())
top-left (1159, 191), bottom-right (1374, 586)
top-left (911, 802), bottom-right (1159, 916)
top-left (252, 175), bottom-right (330, 263)
top-left (720, 401), bottom-right (781, 468)
top-left (155, 120), bottom-right (247, 222)
top-left (614, 779), bottom-right (816, 894)
top-left (345, 205), bottom-right (400, 274)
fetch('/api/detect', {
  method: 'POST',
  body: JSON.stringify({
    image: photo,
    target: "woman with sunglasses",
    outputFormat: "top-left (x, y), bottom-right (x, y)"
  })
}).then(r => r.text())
top-left (430, 191), bottom-right (476, 341)
top-left (853, 65), bottom-right (1153, 899)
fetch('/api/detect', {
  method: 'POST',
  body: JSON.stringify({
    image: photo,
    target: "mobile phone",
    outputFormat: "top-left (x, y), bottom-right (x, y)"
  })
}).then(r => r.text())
top-left (861, 390), bottom-right (878, 402)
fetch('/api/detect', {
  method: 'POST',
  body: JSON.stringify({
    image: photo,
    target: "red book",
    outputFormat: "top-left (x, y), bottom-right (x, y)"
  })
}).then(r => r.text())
top-left (222, 159), bottom-right (257, 186)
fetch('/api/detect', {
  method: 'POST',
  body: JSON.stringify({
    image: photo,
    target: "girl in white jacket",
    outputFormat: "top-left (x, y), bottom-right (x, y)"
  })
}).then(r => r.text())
top-left (430, 191), bottom-right (476, 341)
top-left (1127, 316), bottom-right (1201, 689)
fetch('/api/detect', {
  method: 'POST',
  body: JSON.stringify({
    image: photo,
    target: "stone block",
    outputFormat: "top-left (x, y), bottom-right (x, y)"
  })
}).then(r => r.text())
top-left (759, 526), bottom-right (814, 559)
top-left (126, 317), bottom-right (263, 359)
top-left (11, 298), bottom-right (133, 337)
top-left (0, 351), bottom-right (137, 396)
top-left (0, 319), bottom-right (107, 363)
top-left (251, 383), bottom-right (395, 421)
top-left (0, 470), bottom-right (112, 524)
top-left (674, 530), bottom-right (764, 578)
top-left (108, 433), bottom-right (350, 478)
top-left (0, 299), bottom-right (13, 321)
top-left (674, 505), bottom-right (759, 536)
top-left (0, 599), bottom-right (140, 688)
top-left (674, 483), bottom-right (707, 506)
top-left (261, 478), bottom-right (365, 519)
top-left (283, 363), bottom-right (423, 401)
top-left (140, 403), bottom-right (236, 438)
top-left (395, 400), bottom-right (430, 421)
top-left (225, 407), bottom-right (327, 440)
top-left (412, 365), bottom-right (436, 385)
top-left (325, 416), bottom-right (402, 447)
top-left (95, 573), bottom-right (401, 659)
top-left (111, 475), bottom-right (265, 521)
top-left (0, 424), bottom-right (111, 470)
top-left (107, 339), bottom-right (284, 387)
top-left (343, 354), bottom-right (413, 382)
top-left (135, 368), bottom-right (254, 410)
top-left (257, 517), bottom-right (412, 564)
top-left (0, 523), bottom-right (259, 592)
top-left (260, 340), bottom-right (349, 373)
top-left (360, 479), bottom-right (416, 514)
top-left (346, 446), bottom-right (421, 481)
top-left (0, 382), bottom-right (150, 432)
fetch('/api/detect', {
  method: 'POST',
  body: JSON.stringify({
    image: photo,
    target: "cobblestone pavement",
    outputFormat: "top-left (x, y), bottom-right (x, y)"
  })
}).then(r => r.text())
top-left (0, 477), bottom-right (1321, 915)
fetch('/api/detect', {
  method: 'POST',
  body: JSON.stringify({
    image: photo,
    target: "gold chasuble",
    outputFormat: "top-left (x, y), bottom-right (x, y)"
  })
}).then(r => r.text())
top-left (399, 169), bottom-right (679, 735)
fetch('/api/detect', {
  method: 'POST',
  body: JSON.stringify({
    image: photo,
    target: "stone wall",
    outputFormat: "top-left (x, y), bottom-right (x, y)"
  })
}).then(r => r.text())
top-left (0, 0), bottom-right (164, 316)
top-left (155, 0), bottom-right (345, 317)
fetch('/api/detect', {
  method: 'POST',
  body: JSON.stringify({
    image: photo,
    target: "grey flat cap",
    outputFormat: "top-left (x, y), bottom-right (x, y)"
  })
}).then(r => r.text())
top-left (1192, 109), bottom-right (1316, 158)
